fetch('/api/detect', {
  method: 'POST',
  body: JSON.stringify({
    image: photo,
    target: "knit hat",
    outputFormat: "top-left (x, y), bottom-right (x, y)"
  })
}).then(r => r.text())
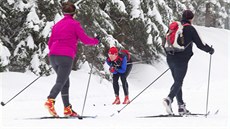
top-left (182, 10), bottom-right (194, 20)
top-left (62, 2), bottom-right (76, 14)
top-left (108, 47), bottom-right (118, 54)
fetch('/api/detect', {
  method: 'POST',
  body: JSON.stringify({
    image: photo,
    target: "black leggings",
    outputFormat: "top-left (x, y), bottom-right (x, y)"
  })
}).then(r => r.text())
top-left (112, 64), bottom-right (132, 96)
top-left (167, 57), bottom-right (189, 105)
top-left (48, 55), bottom-right (73, 107)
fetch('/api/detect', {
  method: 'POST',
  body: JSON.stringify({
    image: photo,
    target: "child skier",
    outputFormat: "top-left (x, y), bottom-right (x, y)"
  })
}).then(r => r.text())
top-left (106, 47), bottom-right (132, 104)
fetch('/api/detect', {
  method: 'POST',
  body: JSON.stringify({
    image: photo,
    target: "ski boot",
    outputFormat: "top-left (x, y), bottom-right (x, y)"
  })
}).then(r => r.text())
top-left (163, 97), bottom-right (173, 115)
top-left (178, 103), bottom-right (190, 116)
top-left (64, 105), bottom-right (78, 117)
top-left (44, 98), bottom-right (58, 117)
top-left (122, 96), bottom-right (130, 104)
top-left (112, 96), bottom-right (120, 105)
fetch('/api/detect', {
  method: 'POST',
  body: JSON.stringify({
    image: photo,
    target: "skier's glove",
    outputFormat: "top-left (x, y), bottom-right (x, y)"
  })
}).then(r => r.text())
top-left (209, 47), bottom-right (214, 55)
top-left (109, 67), bottom-right (116, 73)
top-left (96, 35), bottom-right (101, 43)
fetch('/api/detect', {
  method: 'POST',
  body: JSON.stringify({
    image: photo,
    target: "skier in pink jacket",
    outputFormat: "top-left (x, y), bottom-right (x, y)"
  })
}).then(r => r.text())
top-left (45, 1), bottom-right (100, 117)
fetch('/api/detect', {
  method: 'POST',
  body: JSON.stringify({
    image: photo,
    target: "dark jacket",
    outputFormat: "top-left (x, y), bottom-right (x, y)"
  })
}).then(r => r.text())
top-left (167, 20), bottom-right (213, 61)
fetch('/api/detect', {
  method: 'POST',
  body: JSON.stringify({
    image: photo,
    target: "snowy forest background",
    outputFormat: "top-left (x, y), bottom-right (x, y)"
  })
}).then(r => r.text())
top-left (0, 0), bottom-right (229, 76)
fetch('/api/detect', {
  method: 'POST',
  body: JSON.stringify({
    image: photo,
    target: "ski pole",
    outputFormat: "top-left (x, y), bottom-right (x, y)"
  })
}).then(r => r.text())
top-left (1, 67), bottom-right (52, 106)
top-left (81, 48), bottom-right (96, 116)
top-left (111, 68), bottom-right (170, 117)
top-left (205, 49), bottom-right (213, 117)
top-left (127, 60), bottom-right (148, 65)
top-left (81, 63), bottom-right (93, 116)
top-left (113, 60), bottom-right (148, 67)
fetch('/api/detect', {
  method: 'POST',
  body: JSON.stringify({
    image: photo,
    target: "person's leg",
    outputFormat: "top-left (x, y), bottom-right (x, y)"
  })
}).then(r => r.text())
top-left (176, 89), bottom-right (184, 105)
top-left (174, 61), bottom-right (190, 115)
top-left (61, 78), bottom-right (78, 117)
top-left (120, 73), bottom-right (131, 104)
top-left (120, 74), bottom-right (128, 96)
top-left (122, 64), bottom-right (132, 95)
top-left (48, 56), bottom-right (73, 99)
top-left (164, 57), bottom-right (188, 115)
top-left (45, 56), bottom-right (72, 116)
top-left (61, 78), bottom-right (70, 107)
top-left (167, 61), bottom-right (188, 102)
top-left (112, 74), bottom-right (120, 104)
top-left (124, 64), bottom-right (132, 78)
top-left (112, 74), bottom-right (120, 96)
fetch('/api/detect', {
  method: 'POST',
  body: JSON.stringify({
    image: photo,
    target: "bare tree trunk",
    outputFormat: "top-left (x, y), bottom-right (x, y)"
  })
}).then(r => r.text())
top-left (225, 16), bottom-right (230, 29)
top-left (205, 2), bottom-right (216, 27)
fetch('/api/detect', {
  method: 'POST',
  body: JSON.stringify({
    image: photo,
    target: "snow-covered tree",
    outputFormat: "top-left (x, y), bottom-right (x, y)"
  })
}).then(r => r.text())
top-left (182, 0), bottom-right (230, 29)
top-left (0, 0), bottom-right (229, 75)
top-left (0, 0), bottom-right (61, 74)
top-left (0, 39), bottom-right (11, 72)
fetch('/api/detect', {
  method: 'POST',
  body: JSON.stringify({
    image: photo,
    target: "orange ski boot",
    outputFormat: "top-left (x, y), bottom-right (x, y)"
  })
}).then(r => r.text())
top-left (44, 98), bottom-right (58, 117)
top-left (64, 105), bottom-right (78, 117)
top-left (122, 96), bottom-right (130, 104)
top-left (112, 96), bottom-right (120, 105)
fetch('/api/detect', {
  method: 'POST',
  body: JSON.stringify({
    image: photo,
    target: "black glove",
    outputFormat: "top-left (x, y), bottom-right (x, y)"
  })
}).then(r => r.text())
top-left (96, 35), bottom-right (100, 42)
top-left (209, 47), bottom-right (214, 55)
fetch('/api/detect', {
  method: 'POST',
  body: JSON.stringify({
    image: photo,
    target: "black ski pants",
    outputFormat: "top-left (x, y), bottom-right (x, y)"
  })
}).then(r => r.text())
top-left (112, 64), bottom-right (132, 96)
top-left (167, 57), bottom-right (190, 105)
top-left (48, 55), bottom-right (73, 107)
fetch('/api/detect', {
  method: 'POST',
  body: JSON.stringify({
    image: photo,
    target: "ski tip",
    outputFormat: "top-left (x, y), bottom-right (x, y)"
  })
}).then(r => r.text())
top-left (110, 113), bottom-right (115, 117)
top-left (204, 111), bottom-right (210, 117)
top-left (110, 110), bottom-right (120, 117)
top-left (78, 116), bottom-right (83, 120)
top-left (214, 109), bottom-right (219, 115)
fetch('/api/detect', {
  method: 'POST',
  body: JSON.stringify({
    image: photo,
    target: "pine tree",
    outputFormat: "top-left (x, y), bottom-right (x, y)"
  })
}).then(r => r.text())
top-left (1, 0), bottom-right (229, 74)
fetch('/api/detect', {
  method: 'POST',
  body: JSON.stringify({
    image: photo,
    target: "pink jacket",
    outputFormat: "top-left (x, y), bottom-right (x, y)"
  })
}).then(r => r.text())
top-left (48, 14), bottom-right (99, 59)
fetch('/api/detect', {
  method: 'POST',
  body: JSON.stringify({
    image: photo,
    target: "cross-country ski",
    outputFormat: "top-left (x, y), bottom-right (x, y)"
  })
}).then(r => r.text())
top-left (137, 112), bottom-right (210, 118)
top-left (25, 115), bottom-right (97, 120)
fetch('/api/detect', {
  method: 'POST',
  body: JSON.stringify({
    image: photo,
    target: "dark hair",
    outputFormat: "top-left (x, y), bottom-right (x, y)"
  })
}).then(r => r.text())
top-left (182, 10), bottom-right (194, 20)
top-left (62, 2), bottom-right (76, 14)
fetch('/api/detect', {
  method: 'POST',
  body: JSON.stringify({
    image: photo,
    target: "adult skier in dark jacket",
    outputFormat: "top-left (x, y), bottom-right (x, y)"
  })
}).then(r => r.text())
top-left (163, 10), bottom-right (214, 115)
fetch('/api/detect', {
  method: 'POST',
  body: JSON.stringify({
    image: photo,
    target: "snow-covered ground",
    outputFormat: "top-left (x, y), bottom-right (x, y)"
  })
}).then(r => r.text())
top-left (0, 26), bottom-right (229, 129)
